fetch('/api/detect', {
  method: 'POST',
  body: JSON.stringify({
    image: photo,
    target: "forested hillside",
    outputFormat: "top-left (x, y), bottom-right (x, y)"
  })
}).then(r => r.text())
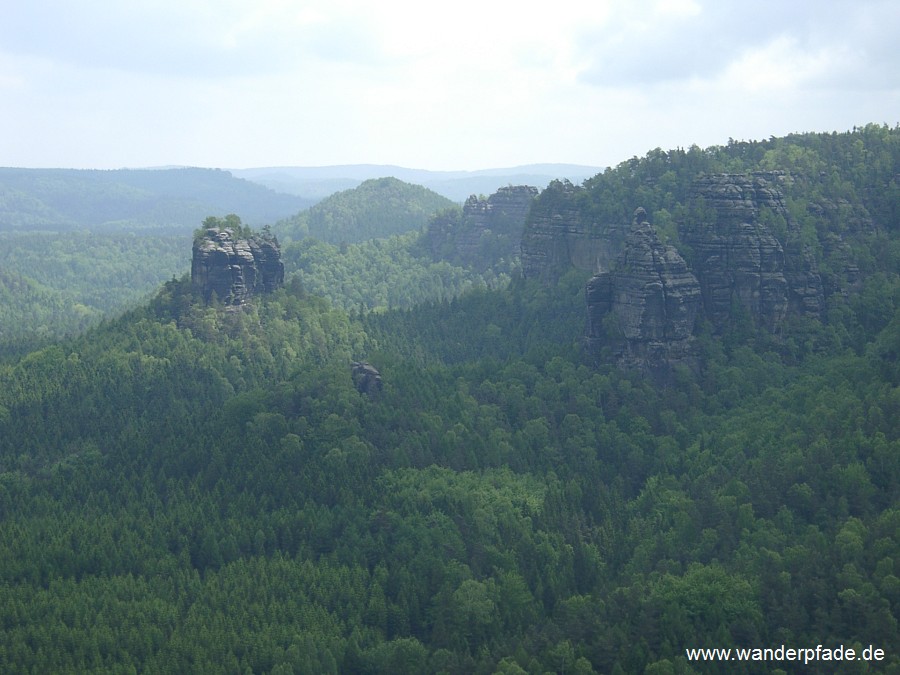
top-left (233, 164), bottom-right (601, 202)
top-left (0, 126), bottom-right (897, 673)
top-left (281, 233), bottom-right (509, 313)
top-left (0, 174), bottom-right (498, 345)
top-left (0, 167), bottom-right (308, 344)
top-left (0, 232), bottom-right (189, 351)
top-left (279, 183), bottom-right (535, 312)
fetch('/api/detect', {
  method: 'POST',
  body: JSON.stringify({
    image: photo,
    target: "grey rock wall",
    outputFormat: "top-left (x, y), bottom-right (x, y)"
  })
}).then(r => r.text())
top-left (680, 173), bottom-right (823, 332)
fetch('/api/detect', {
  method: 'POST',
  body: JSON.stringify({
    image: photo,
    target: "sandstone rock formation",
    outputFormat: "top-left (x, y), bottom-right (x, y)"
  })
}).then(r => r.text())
top-left (191, 227), bottom-right (284, 304)
top-left (679, 173), bottom-right (823, 332)
top-left (586, 208), bottom-right (701, 376)
top-left (521, 180), bottom-right (627, 282)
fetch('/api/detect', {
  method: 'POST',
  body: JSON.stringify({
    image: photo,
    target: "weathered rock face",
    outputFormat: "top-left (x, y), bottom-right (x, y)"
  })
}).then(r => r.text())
top-left (680, 173), bottom-right (823, 332)
top-left (586, 208), bottom-right (701, 375)
top-left (521, 180), bottom-right (627, 282)
top-left (191, 228), bottom-right (284, 304)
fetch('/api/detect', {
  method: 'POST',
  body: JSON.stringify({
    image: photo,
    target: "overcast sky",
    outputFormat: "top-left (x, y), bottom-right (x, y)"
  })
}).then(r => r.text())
top-left (2, 0), bottom-right (898, 171)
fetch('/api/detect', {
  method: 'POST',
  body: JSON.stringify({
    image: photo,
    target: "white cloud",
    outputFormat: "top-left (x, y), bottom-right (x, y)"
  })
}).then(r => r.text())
top-left (575, 0), bottom-right (900, 92)
top-left (0, 0), bottom-right (898, 170)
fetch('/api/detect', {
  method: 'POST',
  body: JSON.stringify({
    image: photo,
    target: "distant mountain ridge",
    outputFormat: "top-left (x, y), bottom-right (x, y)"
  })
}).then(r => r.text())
top-left (0, 167), bottom-right (313, 233)
top-left (231, 163), bottom-right (603, 202)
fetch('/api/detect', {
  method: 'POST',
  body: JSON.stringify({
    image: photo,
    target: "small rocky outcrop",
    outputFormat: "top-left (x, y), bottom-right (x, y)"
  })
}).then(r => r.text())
top-left (586, 208), bottom-right (701, 376)
top-left (351, 362), bottom-right (382, 395)
top-left (521, 180), bottom-right (627, 282)
top-left (191, 227), bottom-right (284, 304)
top-left (679, 173), bottom-right (823, 332)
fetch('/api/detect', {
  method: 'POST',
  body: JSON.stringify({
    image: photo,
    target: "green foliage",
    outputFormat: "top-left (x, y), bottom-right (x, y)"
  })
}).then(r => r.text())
top-left (282, 231), bottom-right (514, 313)
top-left (0, 231), bottom-right (189, 350)
top-left (196, 213), bottom-right (255, 240)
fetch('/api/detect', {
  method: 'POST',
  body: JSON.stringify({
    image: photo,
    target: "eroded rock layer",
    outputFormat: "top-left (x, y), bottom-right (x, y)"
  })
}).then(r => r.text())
top-left (458, 185), bottom-right (538, 258)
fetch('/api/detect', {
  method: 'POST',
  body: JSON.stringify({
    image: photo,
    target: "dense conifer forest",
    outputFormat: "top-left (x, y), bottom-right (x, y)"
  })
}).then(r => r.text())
top-left (0, 126), bottom-right (898, 673)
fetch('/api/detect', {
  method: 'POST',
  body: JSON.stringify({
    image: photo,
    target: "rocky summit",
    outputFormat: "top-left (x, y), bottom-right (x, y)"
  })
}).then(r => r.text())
top-left (586, 208), bottom-right (701, 377)
top-left (191, 227), bottom-right (284, 305)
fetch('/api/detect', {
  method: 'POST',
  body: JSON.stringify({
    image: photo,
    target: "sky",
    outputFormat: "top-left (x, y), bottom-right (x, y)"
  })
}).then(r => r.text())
top-left (1, 0), bottom-right (899, 171)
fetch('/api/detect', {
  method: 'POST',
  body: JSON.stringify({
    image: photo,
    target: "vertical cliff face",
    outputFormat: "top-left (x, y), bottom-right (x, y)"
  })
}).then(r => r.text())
top-left (586, 208), bottom-right (701, 376)
top-left (191, 227), bottom-right (284, 304)
top-left (521, 180), bottom-right (627, 282)
top-left (679, 173), bottom-right (823, 332)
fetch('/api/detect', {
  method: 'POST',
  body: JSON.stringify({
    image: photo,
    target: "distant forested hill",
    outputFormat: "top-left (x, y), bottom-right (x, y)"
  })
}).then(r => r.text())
top-left (0, 167), bottom-right (312, 233)
top-left (277, 181), bottom-right (534, 312)
top-left (276, 177), bottom-right (456, 243)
